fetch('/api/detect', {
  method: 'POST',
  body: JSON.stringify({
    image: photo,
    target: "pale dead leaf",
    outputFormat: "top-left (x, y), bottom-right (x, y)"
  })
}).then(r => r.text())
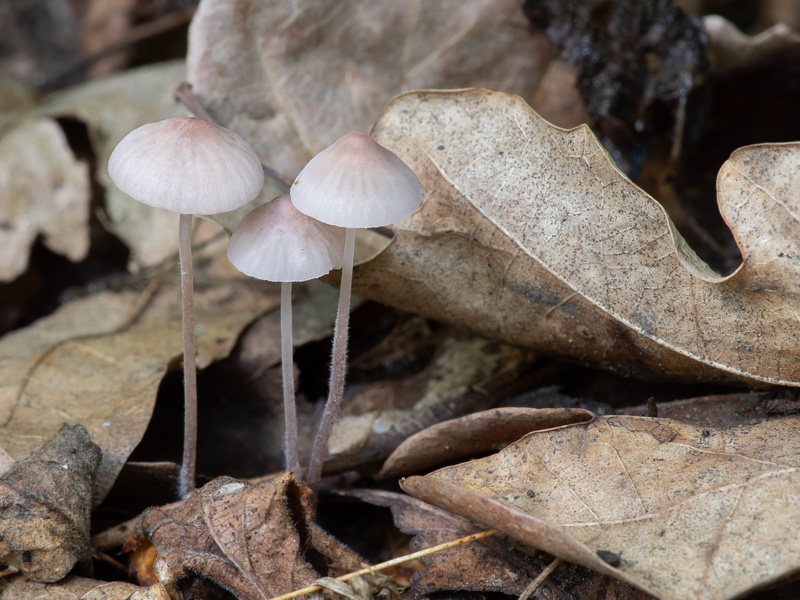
top-left (0, 116), bottom-right (90, 281)
top-left (359, 88), bottom-right (800, 386)
top-left (0, 245), bottom-right (280, 503)
top-left (0, 425), bottom-right (100, 582)
top-left (187, 0), bottom-right (551, 180)
top-left (402, 415), bottom-right (800, 600)
top-left (0, 575), bottom-right (170, 600)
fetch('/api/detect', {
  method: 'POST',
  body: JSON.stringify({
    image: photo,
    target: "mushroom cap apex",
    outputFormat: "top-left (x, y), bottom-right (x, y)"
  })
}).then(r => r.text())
top-left (228, 194), bottom-right (345, 282)
top-left (290, 132), bottom-right (423, 228)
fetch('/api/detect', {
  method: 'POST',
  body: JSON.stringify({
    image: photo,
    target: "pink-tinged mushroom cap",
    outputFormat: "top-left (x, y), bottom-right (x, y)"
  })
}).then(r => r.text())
top-left (290, 132), bottom-right (423, 228)
top-left (227, 194), bottom-right (346, 282)
top-left (108, 117), bottom-right (264, 215)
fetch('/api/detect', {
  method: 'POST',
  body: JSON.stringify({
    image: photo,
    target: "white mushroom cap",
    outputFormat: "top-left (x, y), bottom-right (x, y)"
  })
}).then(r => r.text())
top-left (108, 117), bottom-right (265, 215)
top-left (290, 132), bottom-right (423, 228)
top-left (227, 194), bottom-right (346, 282)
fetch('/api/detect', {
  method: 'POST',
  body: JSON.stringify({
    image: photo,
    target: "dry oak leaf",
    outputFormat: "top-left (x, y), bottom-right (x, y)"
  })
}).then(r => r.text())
top-left (0, 247), bottom-right (280, 503)
top-left (361, 88), bottom-right (800, 386)
top-left (402, 414), bottom-right (800, 600)
top-left (133, 474), bottom-right (366, 600)
top-left (186, 0), bottom-right (551, 179)
top-left (0, 116), bottom-right (90, 282)
top-left (0, 574), bottom-right (170, 600)
top-left (0, 424), bottom-right (100, 583)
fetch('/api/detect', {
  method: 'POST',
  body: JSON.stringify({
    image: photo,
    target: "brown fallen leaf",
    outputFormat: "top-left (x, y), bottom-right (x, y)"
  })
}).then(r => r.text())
top-left (0, 245), bottom-right (280, 502)
top-left (0, 574), bottom-right (170, 600)
top-left (402, 414), bottom-right (800, 600)
top-left (133, 474), bottom-right (366, 599)
top-left (0, 424), bottom-right (100, 583)
top-left (0, 116), bottom-right (90, 282)
top-left (359, 88), bottom-right (800, 387)
top-left (187, 0), bottom-right (550, 179)
top-left (705, 15), bottom-right (800, 75)
top-left (379, 407), bottom-right (593, 479)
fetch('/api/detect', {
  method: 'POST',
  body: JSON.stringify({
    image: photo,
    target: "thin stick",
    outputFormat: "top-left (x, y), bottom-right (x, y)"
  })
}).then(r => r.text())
top-left (518, 558), bottom-right (562, 600)
top-left (268, 528), bottom-right (499, 600)
top-left (281, 281), bottom-right (300, 475)
top-left (306, 227), bottom-right (356, 492)
top-left (174, 83), bottom-right (293, 190)
top-left (0, 566), bottom-right (18, 578)
top-left (178, 213), bottom-right (198, 497)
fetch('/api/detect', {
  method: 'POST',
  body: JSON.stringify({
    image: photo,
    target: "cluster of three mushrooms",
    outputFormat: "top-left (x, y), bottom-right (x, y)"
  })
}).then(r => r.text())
top-left (109, 118), bottom-right (421, 495)
top-left (229, 132), bottom-right (423, 490)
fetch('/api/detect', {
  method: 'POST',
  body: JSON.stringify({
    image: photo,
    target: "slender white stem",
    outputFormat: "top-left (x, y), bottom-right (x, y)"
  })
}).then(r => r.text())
top-left (306, 227), bottom-right (356, 492)
top-left (281, 281), bottom-right (300, 475)
top-left (178, 213), bottom-right (198, 497)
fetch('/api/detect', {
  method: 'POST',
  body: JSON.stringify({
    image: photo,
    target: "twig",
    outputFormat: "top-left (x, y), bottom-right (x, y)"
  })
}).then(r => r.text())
top-left (268, 529), bottom-right (499, 600)
top-left (517, 558), bottom-right (562, 600)
top-left (173, 83), bottom-right (294, 190)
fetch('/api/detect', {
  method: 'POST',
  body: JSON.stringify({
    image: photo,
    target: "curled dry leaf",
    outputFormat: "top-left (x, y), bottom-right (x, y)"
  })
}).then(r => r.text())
top-left (0, 248), bottom-right (280, 502)
top-left (0, 424), bottom-right (100, 583)
top-left (0, 575), bottom-right (170, 600)
top-left (379, 407), bottom-right (593, 479)
top-left (402, 415), bottom-right (800, 600)
top-left (361, 89), bottom-right (800, 387)
top-left (0, 116), bottom-right (89, 282)
top-left (132, 474), bottom-right (365, 599)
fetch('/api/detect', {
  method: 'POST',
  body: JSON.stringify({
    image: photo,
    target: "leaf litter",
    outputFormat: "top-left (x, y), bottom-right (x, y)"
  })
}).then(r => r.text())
top-left (360, 88), bottom-right (800, 387)
top-left (0, 242), bottom-right (280, 503)
top-left (402, 414), bottom-right (800, 600)
top-left (129, 473), bottom-right (368, 599)
top-left (2, 1), bottom-right (800, 598)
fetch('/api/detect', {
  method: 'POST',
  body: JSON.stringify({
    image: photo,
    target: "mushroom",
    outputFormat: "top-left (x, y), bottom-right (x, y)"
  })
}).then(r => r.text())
top-left (227, 194), bottom-right (345, 475)
top-left (290, 132), bottom-right (423, 491)
top-left (108, 117), bottom-right (264, 496)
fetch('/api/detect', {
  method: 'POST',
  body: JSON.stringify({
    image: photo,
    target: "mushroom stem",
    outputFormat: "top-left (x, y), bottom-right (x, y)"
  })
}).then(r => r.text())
top-left (178, 213), bottom-right (198, 497)
top-left (307, 226), bottom-right (356, 492)
top-left (281, 281), bottom-right (300, 475)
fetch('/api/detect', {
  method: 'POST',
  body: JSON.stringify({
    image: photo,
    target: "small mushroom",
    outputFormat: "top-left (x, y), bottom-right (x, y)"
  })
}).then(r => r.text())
top-left (227, 194), bottom-right (345, 475)
top-left (290, 132), bottom-right (423, 491)
top-left (108, 117), bottom-right (264, 496)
